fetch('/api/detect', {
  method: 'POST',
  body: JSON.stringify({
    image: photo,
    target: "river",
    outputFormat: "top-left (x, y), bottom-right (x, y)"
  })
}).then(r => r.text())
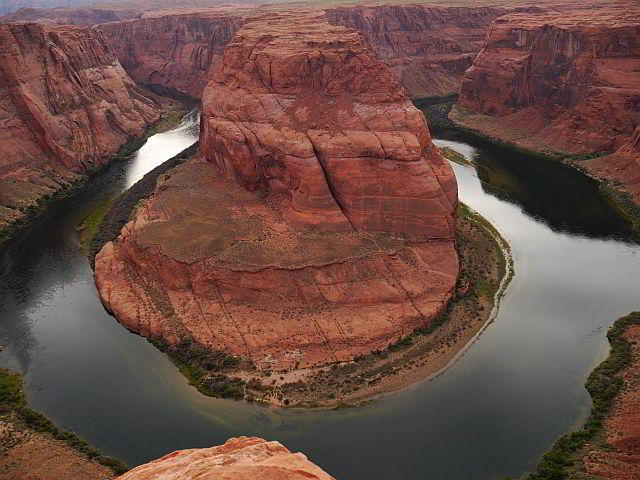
top-left (0, 112), bottom-right (638, 480)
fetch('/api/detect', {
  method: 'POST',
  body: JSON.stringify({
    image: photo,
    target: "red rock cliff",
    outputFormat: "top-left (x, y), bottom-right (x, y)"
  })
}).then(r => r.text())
top-left (0, 22), bottom-right (159, 236)
top-left (94, 13), bottom-right (458, 374)
top-left (98, 11), bottom-right (247, 98)
top-left (117, 437), bottom-right (335, 480)
top-left (457, 5), bottom-right (640, 155)
top-left (325, 4), bottom-right (511, 98)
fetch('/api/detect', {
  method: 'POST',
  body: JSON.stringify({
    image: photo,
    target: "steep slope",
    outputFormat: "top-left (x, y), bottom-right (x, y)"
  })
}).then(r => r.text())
top-left (94, 13), bottom-right (458, 378)
top-left (0, 22), bottom-right (159, 239)
top-left (456, 4), bottom-right (640, 155)
top-left (117, 437), bottom-right (335, 480)
top-left (584, 126), bottom-right (640, 205)
top-left (325, 4), bottom-right (511, 98)
top-left (98, 11), bottom-right (247, 98)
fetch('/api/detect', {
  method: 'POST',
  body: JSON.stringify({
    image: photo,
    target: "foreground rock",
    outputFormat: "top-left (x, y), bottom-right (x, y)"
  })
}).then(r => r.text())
top-left (456, 4), bottom-right (640, 156)
top-left (95, 13), bottom-right (458, 390)
top-left (0, 21), bottom-right (159, 240)
top-left (118, 437), bottom-right (335, 480)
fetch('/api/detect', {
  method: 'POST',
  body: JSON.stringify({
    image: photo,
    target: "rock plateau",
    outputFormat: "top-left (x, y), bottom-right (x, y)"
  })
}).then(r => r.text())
top-left (94, 13), bottom-right (459, 373)
top-left (0, 21), bottom-right (159, 238)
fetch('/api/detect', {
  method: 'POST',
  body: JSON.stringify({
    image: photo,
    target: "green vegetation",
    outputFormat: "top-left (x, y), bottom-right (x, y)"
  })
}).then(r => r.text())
top-left (77, 196), bottom-right (116, 254)
top-left (0, 368), bottom-right (127, 474)
top-left (0, 104), bottom-right (189, 250)
top-left (88, 142), bottom-right (199, 266)
top-left (528, 311), bottom-right (640, 480)
top-left (600, 184), bottom-right (640, 241)
top-left (151, 337), bottom-right (263, 400)
top-left (381, 202), bottom-right (513, 355)
top-left (439, 146), bottom-right (472, 166)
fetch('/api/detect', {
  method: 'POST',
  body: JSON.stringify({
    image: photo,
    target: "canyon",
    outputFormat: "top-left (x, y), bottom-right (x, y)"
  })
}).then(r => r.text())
top-left (0, 21), bottom-right (160, 241)
top-left (0, 1), bottom-right (639, 479)
top-left (454, 3), bottom-right (640, 206)
top-left (94, 12), bottom-right (459, 381)
top-left (91, 3), bottom-right (529, 100)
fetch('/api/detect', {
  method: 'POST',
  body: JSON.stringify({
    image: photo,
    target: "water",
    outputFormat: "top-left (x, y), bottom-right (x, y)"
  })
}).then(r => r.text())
top-left (1, 115), bottom-right (639, 479)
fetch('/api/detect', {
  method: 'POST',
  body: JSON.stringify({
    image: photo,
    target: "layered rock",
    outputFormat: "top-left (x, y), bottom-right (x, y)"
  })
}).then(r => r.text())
top-left (98, 11), bottom-right (247, 98)
top-left (117, 437), bottom-right (335, 480)
top-left (325, 4), bottom-right (511, 98)
top-left (457, 4), bottom-right (640, 155)
top-left (95, 13), bottom-right (458, 372)
top-left (583, 126), bottom-right (640, 204)
top-left (0, 22), bottom-right (159, 237)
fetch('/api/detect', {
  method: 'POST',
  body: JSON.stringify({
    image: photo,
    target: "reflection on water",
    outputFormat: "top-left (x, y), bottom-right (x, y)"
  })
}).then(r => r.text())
top-left (0, 118), bottom-right (639, 480)
top-left (125, 109), bottom-right (200, 188)
top-left (433, 128), bottom-right (632, 240)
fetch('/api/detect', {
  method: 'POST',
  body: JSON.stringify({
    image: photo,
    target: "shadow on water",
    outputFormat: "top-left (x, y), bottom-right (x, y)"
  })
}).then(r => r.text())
top-left (0, 110), bottom-right (639, 480)
top-left (432, 126), bottom-right (632, 241)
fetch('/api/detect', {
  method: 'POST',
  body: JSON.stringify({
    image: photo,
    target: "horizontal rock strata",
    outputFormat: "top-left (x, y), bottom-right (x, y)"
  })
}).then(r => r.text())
top-left (0, 21), bottom-right (159, 237)
top-left (458, 4), bottom-right (640, 155)
top-left (95, 13), bottom-right (459, 372)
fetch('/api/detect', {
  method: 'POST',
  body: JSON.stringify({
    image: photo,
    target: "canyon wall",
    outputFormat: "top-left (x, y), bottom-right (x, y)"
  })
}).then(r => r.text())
top-left (0, 22), bottom-right (159, 237)
top-left (97, 4), bottom-right (526, 100)
top-left (117, 437), bottom-right (335, 480)
top-left (97, 11), bottom-right (247, 98)
top-left (94, 13), bottom-right (458, 374)
top-left (457, 5), bottom-right (640, 155)
top-left (325, 4), bottom-right (510, 99)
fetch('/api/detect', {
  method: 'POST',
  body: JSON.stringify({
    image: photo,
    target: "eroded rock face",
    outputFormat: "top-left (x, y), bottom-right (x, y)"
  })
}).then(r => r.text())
top-left (95, 13), bottom-right (458, 372)
top-left (584, 126), bottom-right (640, 204)
top-left (0, 22), bottom-right (159, 236)
top-left (325, 4), bottom-right (512, 98)
top-left (458, 5), bottom-right (640, 155)
top-left (117, 437), bottom-right (335, 480)
top-left (98, 11), bottom-right (247, 98)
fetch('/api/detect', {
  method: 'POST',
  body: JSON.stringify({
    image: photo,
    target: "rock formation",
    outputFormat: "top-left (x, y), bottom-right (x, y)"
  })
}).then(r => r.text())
top-left (98, 4), bottom-right (535, 100)
top-left (0, 22), bottom-right (159, 238)
top-left (325, 4), bottom-right (512, 98)
top-left (94, 13), bottom-right (458, 373)
top-left (583, 126), bottom-right (640, 204)
top-left (98, 11), bottom-right (247, 98)
top-left (117, 437), bottom-right (335, 480)
top-left (457, 4), bottom-right (640, 155)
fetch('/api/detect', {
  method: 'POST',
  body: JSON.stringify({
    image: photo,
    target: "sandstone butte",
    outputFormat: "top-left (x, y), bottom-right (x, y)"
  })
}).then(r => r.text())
top-left (0, 21), bottom-right (159, 237)
top-left (117, 437), bottom-right (335, 480)
top-left (94, 12), bottom-right (459, 373)
top-left (94, 3), bottom-right (538, 100)
top-left (455, 4), bottom-right (640, 204)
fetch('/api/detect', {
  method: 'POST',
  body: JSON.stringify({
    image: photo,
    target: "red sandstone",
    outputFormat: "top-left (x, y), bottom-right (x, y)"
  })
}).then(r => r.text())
top-left (0, 21), bottom-right (159, 236)
top-left (458, 4), bottom-right (640, 155)
top-left (117, 437), bottom-right (335, 480)
top-left (94, 13), bottom-right (459, 373)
